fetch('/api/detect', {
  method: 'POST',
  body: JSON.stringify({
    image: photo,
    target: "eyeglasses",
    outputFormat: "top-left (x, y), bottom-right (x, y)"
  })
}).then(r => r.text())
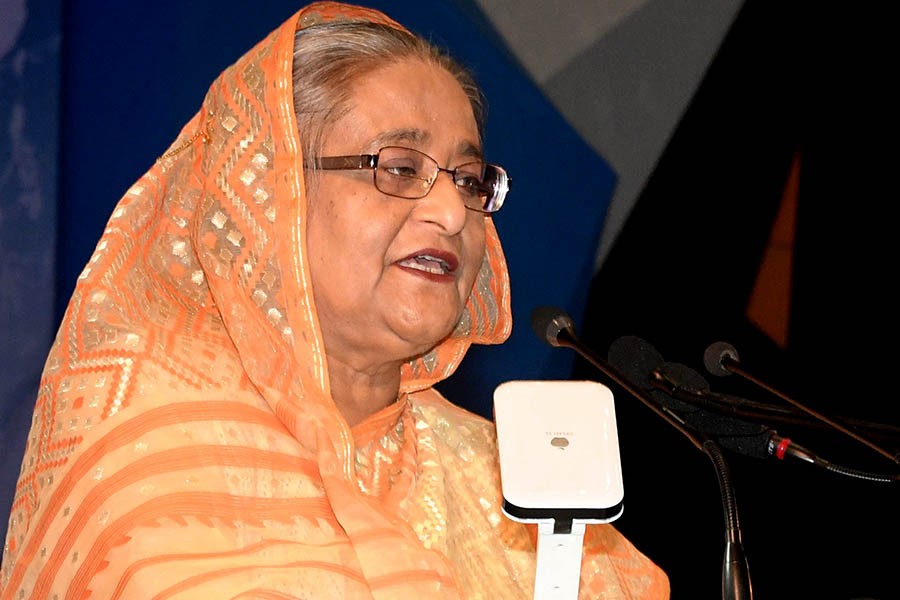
top-left (315, 146), bottom-right (510, 213)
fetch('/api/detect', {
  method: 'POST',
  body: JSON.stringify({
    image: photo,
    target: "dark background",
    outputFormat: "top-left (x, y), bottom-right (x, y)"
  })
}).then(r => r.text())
top-left (572, 3), bottom-right (898, 599)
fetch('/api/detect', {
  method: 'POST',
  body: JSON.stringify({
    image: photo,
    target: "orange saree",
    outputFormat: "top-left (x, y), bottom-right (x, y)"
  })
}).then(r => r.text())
top-left (0, 2), bottom-right (669, 598)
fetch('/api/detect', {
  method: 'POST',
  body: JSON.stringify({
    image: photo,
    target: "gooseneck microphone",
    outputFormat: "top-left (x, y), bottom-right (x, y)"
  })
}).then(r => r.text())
top-left (704, 341), bottom-right (900, 467)
top-left (531, 306), bottom-right (753, 600)
top-left (530, 306), bottom-right (704, 451)
top-left (610, 336), bottom-right (780, 460)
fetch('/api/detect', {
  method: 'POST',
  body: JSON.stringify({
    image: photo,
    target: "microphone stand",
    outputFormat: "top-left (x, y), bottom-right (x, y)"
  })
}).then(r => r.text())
top-left (551, 326), bottom-right (753, 600)
top-left (704, 439), bottom-right (753, 600)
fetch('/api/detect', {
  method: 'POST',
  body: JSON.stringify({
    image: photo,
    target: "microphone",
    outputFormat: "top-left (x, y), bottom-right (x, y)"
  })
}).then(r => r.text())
top-left (704, 341), bottom-right (741, 377)
top-left (531, 306), bottom-right (753, 600)
top-left (608, 335), bottom-right (812, 463)
top-left (616, 336), bottom-right (898, 481)
top-left (658, 346), bottom-right (900, 445)
top-left (529, 306), bottom-right (705, 451)
top-left (703, 341), bottom-right (900, 467)
top-left (655, 362), bottom-right (818, 464)
top-left (531, 305), bottom-right (578, 348)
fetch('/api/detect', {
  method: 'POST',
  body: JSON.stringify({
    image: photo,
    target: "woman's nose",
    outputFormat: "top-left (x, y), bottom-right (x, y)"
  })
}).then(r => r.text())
top-left (413, 171), bottom-right (469, 234)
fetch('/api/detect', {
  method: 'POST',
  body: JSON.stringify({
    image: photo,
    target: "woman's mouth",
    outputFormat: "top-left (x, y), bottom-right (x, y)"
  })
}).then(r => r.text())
top-left (396, 249), bottom-right (459, 279)
top-left (398, 254), bottom-right (452, 275)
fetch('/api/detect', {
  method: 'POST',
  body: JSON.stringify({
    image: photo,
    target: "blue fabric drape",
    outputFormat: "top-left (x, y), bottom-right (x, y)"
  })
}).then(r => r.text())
top-left (0, 0), bottom-right (63, 551)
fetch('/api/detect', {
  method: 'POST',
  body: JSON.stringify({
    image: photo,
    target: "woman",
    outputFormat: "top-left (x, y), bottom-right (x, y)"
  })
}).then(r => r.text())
top-left (0, 2), bottom-right (668, 598)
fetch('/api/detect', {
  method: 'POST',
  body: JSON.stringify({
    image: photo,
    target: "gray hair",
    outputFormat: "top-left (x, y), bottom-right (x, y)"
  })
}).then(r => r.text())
top-left (292, 21), bottom-right (486, 187)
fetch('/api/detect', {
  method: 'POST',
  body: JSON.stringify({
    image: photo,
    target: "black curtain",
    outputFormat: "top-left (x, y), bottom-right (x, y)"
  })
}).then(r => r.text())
top-left (574, 2), bottom-right (898, 598)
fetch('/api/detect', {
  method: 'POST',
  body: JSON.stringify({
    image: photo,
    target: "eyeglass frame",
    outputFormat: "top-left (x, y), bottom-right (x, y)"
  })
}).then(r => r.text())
top-left (313, 145), bottom-right (510, 214)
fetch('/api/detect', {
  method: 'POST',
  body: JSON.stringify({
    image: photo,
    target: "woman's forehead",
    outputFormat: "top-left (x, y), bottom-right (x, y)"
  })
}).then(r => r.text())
top-left (333, 60), bottom-right (480, 153)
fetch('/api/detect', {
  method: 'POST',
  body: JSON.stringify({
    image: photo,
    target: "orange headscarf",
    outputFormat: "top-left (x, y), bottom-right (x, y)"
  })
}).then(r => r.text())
top-left (1, 3), bottom-right (667, 598)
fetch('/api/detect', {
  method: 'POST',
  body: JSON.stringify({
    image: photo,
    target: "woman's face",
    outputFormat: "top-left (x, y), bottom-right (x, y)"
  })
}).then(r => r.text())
top-left (306, 57), bottom-right (487, 371)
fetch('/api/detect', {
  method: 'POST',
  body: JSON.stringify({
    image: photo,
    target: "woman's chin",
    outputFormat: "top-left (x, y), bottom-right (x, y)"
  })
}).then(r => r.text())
top-left (389, 312), bottom-right (459, 354)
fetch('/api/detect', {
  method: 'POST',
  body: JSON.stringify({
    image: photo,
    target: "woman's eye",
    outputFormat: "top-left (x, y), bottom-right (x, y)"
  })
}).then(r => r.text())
top-left (382, 164), bottom-right (419, 178)
top-left (455, 175), bottom-right (484, 195)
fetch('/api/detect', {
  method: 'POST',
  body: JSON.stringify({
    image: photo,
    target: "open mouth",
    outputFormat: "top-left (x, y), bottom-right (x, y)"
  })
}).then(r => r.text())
top-left (397, 254), bottom-right (452, 275)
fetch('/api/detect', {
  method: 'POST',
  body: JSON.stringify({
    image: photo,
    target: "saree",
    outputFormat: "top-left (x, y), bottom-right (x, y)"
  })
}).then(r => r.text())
top-left (0, 2), bottom-right (669, 598)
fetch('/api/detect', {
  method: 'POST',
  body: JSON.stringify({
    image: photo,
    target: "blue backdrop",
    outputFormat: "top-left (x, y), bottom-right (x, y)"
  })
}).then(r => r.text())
top-left (0, 0), bottom-right (615, 545)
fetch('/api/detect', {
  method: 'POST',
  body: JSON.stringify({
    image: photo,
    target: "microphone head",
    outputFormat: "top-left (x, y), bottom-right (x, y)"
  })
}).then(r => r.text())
top-left (530, 305), bottom-right (575, 347)
top-left (704, 341), bottom-right (740, 377)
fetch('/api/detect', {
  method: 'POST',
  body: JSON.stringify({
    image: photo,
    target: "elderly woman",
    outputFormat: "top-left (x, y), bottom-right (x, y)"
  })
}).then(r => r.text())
top-left (0, 2), bottom-right (668, 598)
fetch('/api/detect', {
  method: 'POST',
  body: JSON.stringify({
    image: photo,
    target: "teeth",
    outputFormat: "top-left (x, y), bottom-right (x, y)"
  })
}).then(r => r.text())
top-left (400, 255), bottom-right (449, 274)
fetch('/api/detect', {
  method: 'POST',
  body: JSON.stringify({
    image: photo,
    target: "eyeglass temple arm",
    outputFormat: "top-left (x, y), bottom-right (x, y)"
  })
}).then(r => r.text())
top-left (315, 155), bottom-right (378, 170)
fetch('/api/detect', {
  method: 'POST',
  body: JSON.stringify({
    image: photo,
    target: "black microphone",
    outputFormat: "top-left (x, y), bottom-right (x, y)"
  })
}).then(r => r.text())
top-left (608, 335), bottom-right (811, 463)
top-left (704, 341), bottom-right (900, 467)
top-left (531, 305), bottom-right (579, 349)
top-left (704, 341), bottom-right (741, 377)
